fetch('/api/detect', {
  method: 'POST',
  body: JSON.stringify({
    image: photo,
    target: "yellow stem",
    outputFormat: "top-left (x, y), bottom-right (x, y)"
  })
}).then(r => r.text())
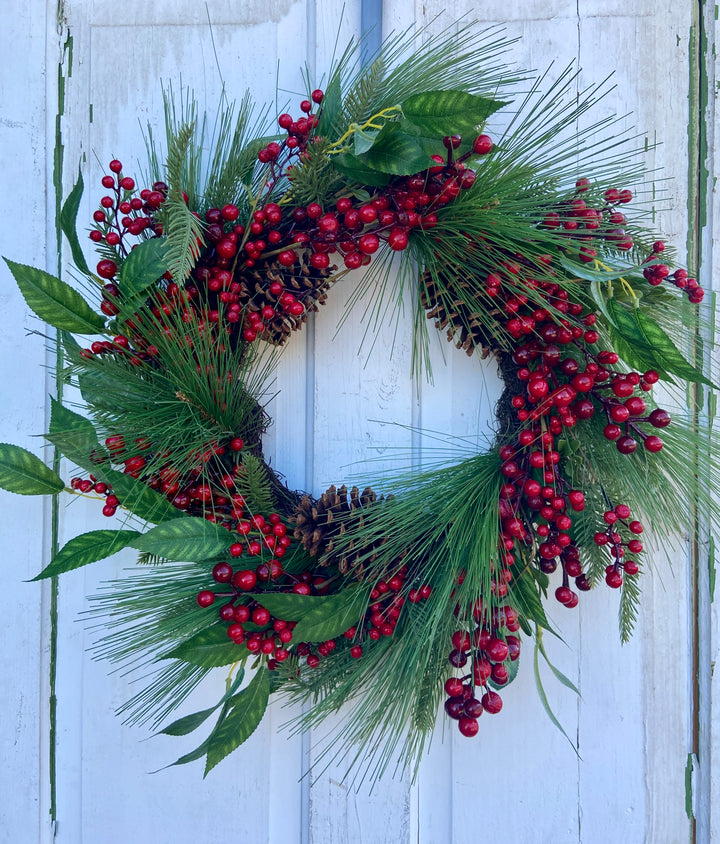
top-left (326, 106), bottom-right (402, 154)
top-left (592, 259), bottom-right (639, 301)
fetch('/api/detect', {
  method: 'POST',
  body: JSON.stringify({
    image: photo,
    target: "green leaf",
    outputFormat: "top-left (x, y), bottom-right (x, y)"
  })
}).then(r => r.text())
top-left (159, 668), bottom-right (245, 736)
top-left (488, 651), bottom-right (520, 690)
top-left (353, 127), bottom-right (380, 155)
top-left (247, 592), bottom-right (317, 620)
top-left (608, 300), bottom-right (714, 387)
top-left (635, 309), bottom-right (715, 387)
top-left (165, 737), bottom-right (211, 769)
top-left (291, 586), bottom-right (369, 643)
top-left (204, 668), bottom-right (270, 775)
top-left (4, 258), bottom-right (105, 334)
top-left (316, 74), bottom-right (342, 137)
top-left (356, 123), bottom-right (430, 175)
top-left (131, 516), bottom-right (231, 560)
top-left (46, 398), bottom-right (106, 471)
top-left (118, 237), bottom-right (168, 299)
top-left (511, 569), bottom-right (552, 632)
top-left (165, 624), bottom-right (244, 668)
top-left (401, 90), bottom-right (506, 136)
top-left (536, 630), bottom-right (580, 695)
top-left (331, 153), bottom-right (392, 187)
top-left (33, 529), bottom-right (139, 580)
top-left (608, 328), bottom-right (669, 380)
top-left (61, 330), bottom-right (83, 364)
top-left (558, 251), bottom-right (649, 284)
top-left (0, 443), bottom-right (64, 495)
top-left (77, 367), bottom-right (153, 411)
top-left (60, 170), bottom-right (91, 276)
top-left (533, 629), bottom-right (579, 756)
top-left (588, 280), bottom-right (616, 326)
top-left (159, 704), bottom-right (219, 737)
top-left (98, 468), bottom-right (183, 524)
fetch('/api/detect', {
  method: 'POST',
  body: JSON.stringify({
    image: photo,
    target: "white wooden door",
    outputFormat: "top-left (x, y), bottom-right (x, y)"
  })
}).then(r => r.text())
top-left (1, 1), bottom-right (716, 842)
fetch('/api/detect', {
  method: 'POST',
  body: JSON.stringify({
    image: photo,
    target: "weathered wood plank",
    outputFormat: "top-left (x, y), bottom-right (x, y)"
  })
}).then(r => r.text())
top-left (0, 2), bottom-right (56, 842)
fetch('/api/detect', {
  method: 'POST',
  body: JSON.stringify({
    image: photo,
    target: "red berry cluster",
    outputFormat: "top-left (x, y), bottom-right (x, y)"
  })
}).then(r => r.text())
top-left (542, 181), bottom-right (635, 256)
top-left (443, 601), bottom-right (520, 737)
top-left (90, 159), bottom-right (167, 288)
top-left (70, 475), bottom-right (117, 516)
top-left (484, 253), bottom-right (674, 607)
top-left (643, 240), bottom-right (705, 304)
top-left (593, 502), bottom-right (644, 589)
top-left (195, 556), bottom-right (434, 671)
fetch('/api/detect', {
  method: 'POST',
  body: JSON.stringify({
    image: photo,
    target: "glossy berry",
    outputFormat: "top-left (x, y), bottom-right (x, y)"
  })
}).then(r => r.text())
top-left (458, 716), bottom-right (479, 737)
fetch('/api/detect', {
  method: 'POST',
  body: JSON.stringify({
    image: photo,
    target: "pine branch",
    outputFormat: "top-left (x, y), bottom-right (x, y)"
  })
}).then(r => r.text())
top-left (162, 196), bottom-right (205, 283)
top-left (233, 452), bottom-right (277, 515)
top-left (619, 566), bottom-right (642, 643)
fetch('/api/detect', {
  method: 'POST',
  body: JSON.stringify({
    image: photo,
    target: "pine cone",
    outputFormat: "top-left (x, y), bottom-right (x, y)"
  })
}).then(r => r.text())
top-left (420, 270), bottom-right (497, 357)
top-left (292, 484), bottom-right (389, 575)
top-left (237, 255), bottom-right (337, 345)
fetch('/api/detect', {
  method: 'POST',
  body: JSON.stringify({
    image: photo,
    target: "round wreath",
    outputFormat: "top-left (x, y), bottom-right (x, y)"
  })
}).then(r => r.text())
top-left (2, 27), bottom-right (717, 781)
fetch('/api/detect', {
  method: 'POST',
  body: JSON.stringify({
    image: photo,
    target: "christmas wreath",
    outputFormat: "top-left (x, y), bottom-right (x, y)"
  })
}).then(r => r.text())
top-left (1, 26), bottom-right (717, 782)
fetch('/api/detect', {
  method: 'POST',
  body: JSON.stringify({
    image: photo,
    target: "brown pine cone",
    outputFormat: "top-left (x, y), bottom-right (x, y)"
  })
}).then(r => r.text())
top-left (292, 484), bottom-right (389, 575)
top-left (236, 255), bottom-right (337, 345)
top-left (420, 270), bottom-right (496, 357)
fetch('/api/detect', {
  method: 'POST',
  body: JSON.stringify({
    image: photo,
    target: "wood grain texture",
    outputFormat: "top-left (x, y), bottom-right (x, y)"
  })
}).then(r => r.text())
top-left (0, 1), bottom-right (56, 842)
top-left (0, 0), bottom-right (712, 841)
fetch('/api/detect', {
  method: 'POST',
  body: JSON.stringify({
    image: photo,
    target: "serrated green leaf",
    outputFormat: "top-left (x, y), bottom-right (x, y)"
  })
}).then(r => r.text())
top-left (247, 592), bottom-right (317, 620)
top-left (204, 669), bottom-right (270, 775)
top-left (46, 398), bottom-right (106, 471)
top-left (634, 309), bottom-right (715, 387)
top-left (4, 258), bottom-right (105, 334)
top-left (98, 468), bottom-right (184, 524)
top-left (131, 516), bottom-right (231, 560)
top-left (608, 300), bottom-right (714, 387)
top-left (401, 90), bottom-right (506, 136)
top-left (118, 237), bottom-right (168, 299)
top-left (0, 444), bottom-right (64, 495)
top-left (77, 367), bottom-right (153, 411)
top-left (356, 123), bottom-right (430, 175)
top-left (291, 586), bottom-right (369, 643)
top-left (165, 624), bottom-right (244, 668)
top-left (33, 529), bottom-right (139, 580)
top-left (60, 170), bottom-right (91, 275)
top-left (609, 327), bottom-right (670, 380)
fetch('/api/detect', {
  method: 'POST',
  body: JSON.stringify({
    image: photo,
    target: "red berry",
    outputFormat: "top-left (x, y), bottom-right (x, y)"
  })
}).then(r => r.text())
top-left (472, 134), bottom-right (493, 155)
top-left (387, 228), bottom-right (409, 251)
top-left (444, 677), bottom-right (464, 697)
top-left (97, 259), bottom-right (117, 279)
top-left (232, 569), bottom-right (257, 591)
top-left (481, 691), bottom-right (503, 714)
top-left (196, 590), bottom-right (215, 608)
top-left (458, 716), bottom-right (479, 737)
top-left (616, 435), bottom-right (638, 455)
